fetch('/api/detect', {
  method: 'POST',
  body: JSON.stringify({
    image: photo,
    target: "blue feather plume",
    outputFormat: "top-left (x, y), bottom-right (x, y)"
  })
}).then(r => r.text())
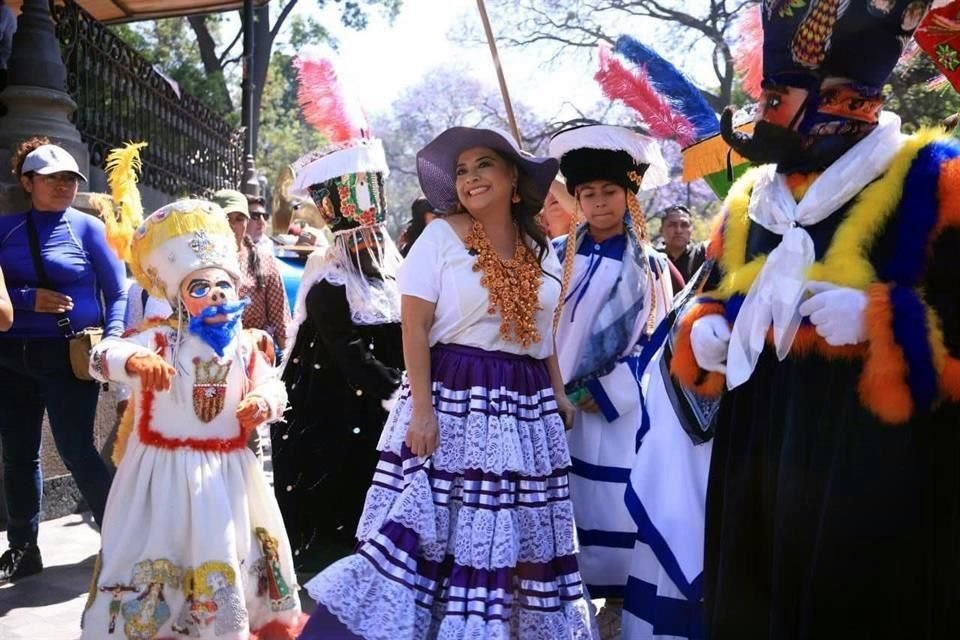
top-left (614, 36), bottom-right (719, 140)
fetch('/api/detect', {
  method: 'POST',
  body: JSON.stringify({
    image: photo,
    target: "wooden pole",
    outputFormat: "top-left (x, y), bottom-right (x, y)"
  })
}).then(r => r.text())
top-left (476, 0), bottom-right (523, 149)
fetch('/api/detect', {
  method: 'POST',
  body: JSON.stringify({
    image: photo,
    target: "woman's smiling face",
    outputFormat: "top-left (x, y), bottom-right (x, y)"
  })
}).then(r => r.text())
top-left (455, 147), bottom-right (516, 214)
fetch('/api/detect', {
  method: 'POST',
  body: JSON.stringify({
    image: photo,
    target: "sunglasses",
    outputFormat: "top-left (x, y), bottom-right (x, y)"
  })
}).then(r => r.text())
top-left (36, 173), bottom-right (80, 186)
top-left (249, 212), bottom-right (269, 221)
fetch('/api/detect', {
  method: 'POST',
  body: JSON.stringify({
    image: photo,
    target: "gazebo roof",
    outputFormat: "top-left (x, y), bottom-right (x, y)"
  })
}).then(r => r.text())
top-left (11, 0), bottom-right (267, 24)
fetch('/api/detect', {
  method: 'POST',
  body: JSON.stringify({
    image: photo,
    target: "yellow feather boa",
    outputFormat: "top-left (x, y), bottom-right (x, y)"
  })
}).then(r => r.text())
top-left (713, 128), bottom-right (946, 299)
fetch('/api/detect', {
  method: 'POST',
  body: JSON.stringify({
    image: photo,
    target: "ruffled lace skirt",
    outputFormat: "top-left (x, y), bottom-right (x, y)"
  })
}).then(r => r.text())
top-left (300, 344), bottom-right (597, 640)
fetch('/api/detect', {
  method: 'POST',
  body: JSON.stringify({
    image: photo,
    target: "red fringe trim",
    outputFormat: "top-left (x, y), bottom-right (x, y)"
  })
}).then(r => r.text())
top-left (936, 157), bottom-right (960, 236)
top-left (942, 356), bottom-right (960, 402)
top-left (250, 614), bottom-right (309, 640)
top-left (670, 302), bottom-right (727, 397)
top-left (858, 283), bottom-right (914, 425)
top-left (136, 330), bottom-right (251, 452)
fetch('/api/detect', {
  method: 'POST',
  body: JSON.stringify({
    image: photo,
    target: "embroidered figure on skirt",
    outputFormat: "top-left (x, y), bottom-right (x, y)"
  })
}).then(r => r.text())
top-left (195, 562), bottom-right (247, 635)
top-left (252, 528), bottom-right (297, 612)
top-left (98, 582), bottom-right (137, 634)
top-left (120, 559), bottom-right (181, 640)
top-left (171, 569), bottom-right (207, 637)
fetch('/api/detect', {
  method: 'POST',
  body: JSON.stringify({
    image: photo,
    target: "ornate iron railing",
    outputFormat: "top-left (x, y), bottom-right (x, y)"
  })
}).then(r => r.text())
top-left (52, 0), bottom-right (243, 196)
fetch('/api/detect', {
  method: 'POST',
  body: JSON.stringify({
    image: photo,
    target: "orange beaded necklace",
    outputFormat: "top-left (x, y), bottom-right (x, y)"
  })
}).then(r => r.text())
top-left (464, 217), bottom-right (544, 347)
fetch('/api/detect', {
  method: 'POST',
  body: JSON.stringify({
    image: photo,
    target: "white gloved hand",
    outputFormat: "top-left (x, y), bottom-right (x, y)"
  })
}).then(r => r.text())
top-left (798, 281), bottom-right (868, 346)
top-left (690, 314), bottom-right (731, 374)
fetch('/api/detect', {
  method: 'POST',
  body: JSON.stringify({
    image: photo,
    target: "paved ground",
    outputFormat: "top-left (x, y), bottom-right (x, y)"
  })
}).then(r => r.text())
top-left (0, 513), bottom-right (99, 640)
top-left (0, 428), bottom-right (318, 640)
top-left (0, 511), bottom-right (319, 640)
top-left (0, 428), bottom-right (618, 639)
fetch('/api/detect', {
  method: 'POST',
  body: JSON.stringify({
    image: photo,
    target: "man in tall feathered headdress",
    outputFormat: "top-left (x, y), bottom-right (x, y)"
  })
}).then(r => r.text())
top-left (661, 2), bottom-right (960, 636)
top-left (272, 53), bottom-right (405, 571)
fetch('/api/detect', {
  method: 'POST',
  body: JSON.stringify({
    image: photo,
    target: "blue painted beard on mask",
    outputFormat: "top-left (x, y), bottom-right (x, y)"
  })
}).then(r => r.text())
top-left (186, 299), bottom-right (250, 357)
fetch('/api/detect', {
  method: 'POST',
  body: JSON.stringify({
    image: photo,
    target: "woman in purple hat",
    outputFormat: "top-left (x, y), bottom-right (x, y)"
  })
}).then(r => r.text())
top-left (298, 127), bottom-right (597, 639)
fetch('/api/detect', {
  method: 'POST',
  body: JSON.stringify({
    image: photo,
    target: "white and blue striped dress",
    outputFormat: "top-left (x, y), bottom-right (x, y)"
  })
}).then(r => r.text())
top-left (555, 233), bottom-right (672, 601)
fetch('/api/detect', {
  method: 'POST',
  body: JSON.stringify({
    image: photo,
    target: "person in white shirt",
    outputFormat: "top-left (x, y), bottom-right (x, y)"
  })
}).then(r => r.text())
top-left (548, 124), bottom-right (674, 637)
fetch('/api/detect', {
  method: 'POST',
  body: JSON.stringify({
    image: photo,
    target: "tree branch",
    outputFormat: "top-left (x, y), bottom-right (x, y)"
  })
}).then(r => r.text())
top-left (269, 0), bottom-right (300, 45)
top-left (222, 54), bottom-right (244, 69)
top-left (187, 15), bottom-right (234, 112)
top-left (218, 28), bottom-right (243, 67)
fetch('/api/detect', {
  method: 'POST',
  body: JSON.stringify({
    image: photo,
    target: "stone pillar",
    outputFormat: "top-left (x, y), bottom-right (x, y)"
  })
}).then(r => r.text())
top-left (0, 0), bottom-right (88, 215)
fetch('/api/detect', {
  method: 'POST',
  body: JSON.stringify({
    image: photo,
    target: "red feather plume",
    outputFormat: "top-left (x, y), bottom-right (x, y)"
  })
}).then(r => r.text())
top-left (294, 55), bottom-right (369, 143)
top-left (733, 5), bottom-right (764, 100)
top-left (595, 45), bottom-right (696, 146)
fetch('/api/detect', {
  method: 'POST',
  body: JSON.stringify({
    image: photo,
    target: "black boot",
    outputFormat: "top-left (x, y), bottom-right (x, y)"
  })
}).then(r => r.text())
top-left (0, 544), bottom-right (43, 581)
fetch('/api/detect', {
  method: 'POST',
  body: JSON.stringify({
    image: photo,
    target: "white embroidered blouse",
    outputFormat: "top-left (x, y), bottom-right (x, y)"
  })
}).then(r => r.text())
top-left (398, 220), bottom-right (562, 360)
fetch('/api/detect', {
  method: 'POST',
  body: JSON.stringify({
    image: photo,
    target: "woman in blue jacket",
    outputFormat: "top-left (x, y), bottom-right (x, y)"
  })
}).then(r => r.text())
top-left (0, 138), bottom-right (124, 581)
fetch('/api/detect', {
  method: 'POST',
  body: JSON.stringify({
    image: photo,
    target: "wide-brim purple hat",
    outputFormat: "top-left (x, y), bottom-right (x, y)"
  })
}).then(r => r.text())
top-left (416, 127), bottom-right (559, 213)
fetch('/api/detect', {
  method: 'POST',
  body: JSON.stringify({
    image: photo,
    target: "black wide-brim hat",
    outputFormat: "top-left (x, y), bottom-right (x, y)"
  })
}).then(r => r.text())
top-left (416, 127), bottom-right (559, 213)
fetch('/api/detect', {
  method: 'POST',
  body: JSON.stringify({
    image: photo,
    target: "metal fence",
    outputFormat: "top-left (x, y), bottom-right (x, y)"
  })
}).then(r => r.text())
top-left (53, 0), bottom-right (243, 196)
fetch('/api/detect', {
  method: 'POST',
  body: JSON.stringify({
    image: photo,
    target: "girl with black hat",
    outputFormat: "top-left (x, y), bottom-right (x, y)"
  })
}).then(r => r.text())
top-left (548, 123), bottom-right (674, 636)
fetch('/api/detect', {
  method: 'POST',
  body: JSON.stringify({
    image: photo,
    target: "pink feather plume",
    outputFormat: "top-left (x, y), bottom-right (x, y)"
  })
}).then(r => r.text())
top-left (294, 55), bottom-right (369, 143)
top-left (733, 5), bottom-right (764, 100)
top-left (594, 45), bottom-right (696, 147)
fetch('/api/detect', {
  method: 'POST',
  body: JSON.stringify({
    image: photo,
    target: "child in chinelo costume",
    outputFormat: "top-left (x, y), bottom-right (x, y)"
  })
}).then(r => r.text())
top-left (80, 156), bottom-right (305, 638)
top-left (547, 123), bottom-right (674, 636)
top-left (667, 1), bottom-right (960, 636)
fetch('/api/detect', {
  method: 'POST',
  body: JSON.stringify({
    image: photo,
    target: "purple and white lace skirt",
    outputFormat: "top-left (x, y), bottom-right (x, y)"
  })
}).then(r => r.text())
top-left (301, 344), bottom-right (597, 640)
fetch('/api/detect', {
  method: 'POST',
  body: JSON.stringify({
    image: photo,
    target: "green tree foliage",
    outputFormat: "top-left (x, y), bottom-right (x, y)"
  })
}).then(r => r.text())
top-left (109, 1), bottom-right (400, 193)
top-left (110, 20), bottom-right (236, 123)
top-left (884, 54), bottom-right (960, 133)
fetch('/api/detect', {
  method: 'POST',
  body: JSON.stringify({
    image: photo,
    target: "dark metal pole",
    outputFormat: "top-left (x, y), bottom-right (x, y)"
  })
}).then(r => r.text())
top-left (240, 0), bottom-right (259, 196)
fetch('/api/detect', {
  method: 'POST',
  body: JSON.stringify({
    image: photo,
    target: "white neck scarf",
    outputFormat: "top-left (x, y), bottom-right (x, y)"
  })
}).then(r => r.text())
top-left (725, 111), bottom-right (905, 389)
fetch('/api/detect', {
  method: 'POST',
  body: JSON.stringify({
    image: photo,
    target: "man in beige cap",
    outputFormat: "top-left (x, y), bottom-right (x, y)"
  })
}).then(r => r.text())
top-left (213, 189), bottom-right (292, 459)
top-left (212, 189), bottom-right (290, 350)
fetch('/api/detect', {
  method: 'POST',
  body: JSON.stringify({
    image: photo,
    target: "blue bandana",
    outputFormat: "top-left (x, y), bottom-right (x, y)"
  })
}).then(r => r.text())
top-left (187, 299), bottom-right (250, 356)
